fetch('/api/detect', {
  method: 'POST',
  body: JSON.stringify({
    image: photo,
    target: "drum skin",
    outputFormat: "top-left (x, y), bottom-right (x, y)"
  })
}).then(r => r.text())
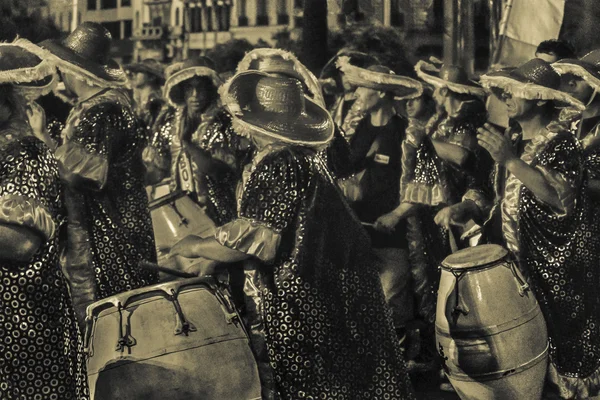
top-left (436, 245), bottom-right (548, 400)
top-left (85, 278), bottom-right (262, 400)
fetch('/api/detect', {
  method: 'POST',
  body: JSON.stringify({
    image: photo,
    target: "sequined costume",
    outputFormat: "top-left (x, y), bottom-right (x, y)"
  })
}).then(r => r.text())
top-left (134, 90), bottom-right (164, 142)
top-left (480, 126), bottom-right (600, 398)
top-left (56, 88), bottom-right (158, 318)
top-left (215, 146), bottom-right (415, 399)
top-left (0, 131), bottom-right (89, 400)
top-left (146, 105), bottom-right (244, 226)
top-left (401, 107), bottom-right (490, 322)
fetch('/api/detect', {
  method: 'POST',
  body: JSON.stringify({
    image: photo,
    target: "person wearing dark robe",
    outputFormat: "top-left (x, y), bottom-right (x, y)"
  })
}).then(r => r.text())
top-left (169, 71), bottom-right (416, 400)
top-left (0, 40), bottom-right (89, 400)
top-left (437, 58), bottom-right (600, 399)
top-left (40, 22), bottom-right (158, 323)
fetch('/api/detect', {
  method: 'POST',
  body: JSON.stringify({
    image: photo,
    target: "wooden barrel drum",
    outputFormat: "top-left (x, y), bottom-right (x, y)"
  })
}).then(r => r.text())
top-left (436, 245), bottom-right (548, 399)
top-left (84, 277), bottom-right (262, 400)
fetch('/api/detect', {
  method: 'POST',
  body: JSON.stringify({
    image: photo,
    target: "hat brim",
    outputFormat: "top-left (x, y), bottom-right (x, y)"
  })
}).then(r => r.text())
top-left (0, 39), bottom-right (56, 85)
top-left (480, 71), bottom-right (585, 110)
top-left (320, 50), bottom-right (380, 80)
top-left (415, 60), bottom-right (486, 98)
top-left (14, 74), bottom-right (58, 102)
top-left (163, 66), bottom-right (221, 107)
top-left (553, 59), bottom-right (600, 92)
top-left (125, 63), bottom-right (165, 83)
top-left (39, 39), bottom-right (127, 88)
top-left (222, 71), bottom-right (334, 148)
top-left (336, 56), bottom-right (423, 100)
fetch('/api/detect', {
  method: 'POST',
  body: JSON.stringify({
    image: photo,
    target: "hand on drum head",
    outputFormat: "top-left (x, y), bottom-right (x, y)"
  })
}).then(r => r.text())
top-left (434, 202), bottom-right (478, 228)
top-left (170, 235), bottom-right (204, 258)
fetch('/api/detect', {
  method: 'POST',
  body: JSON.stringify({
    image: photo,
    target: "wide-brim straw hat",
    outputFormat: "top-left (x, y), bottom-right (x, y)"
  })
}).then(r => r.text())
top-left (320, 48), bottom-right (380, 81)
top-left (481, 58), bottom-right (585, 110)
top-left (415, 59), bottom-right (486, 98)
top-left (553, 49), bottom-right (600, 92)
top-left (0, 38), bottom-right (57, 101)
top-left (163, 56), bottom-right (221, 107)
top-left (220, 71), bottom-right (334, 148)
top-left (39, 22), bottom-right (127, 88)
top-left (124, 59), bottom-right (165, 84)
top-left (236, 48), bottom-right (326, 107)
top-left (335, 56), bottom-right (423, 100)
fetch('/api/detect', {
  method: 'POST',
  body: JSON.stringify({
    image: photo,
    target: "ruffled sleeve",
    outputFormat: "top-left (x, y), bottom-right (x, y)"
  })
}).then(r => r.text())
top-left (0, 137), bottom-right (62, 241)
top-left (215, 149), bottom-right (311, 262)
top-left (56, 102), bottom-right (124, 190)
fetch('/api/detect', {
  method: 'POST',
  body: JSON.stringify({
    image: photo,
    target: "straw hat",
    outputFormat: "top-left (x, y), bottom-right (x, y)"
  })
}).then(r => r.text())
top-left (39, 22), bottom-right (127, 88)
top-left (236, 48), bottom-right (325, 107)
top-left (480, 58), bottom-right (585, 110)
top-left (553, 49), bottom-right (600, 91)
top-left (320, 48), bottom-right (380, 81)
top-left (0, 38), bottom-right (57, 101)
top-left (124, 59), bottom-right (165, 84)
top-left (336, 56), bottom-right (423, 100)
top-left (415, 59), bottom-right (486, 98)
top-left (221, 72), bottom-right (334, 148)
top-left (163, 57), bottom-right (221, 107)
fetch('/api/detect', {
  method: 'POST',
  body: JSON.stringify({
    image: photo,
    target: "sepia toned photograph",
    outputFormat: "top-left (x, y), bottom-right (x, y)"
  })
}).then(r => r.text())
top-left (0, 0), bottom-right (599, 399)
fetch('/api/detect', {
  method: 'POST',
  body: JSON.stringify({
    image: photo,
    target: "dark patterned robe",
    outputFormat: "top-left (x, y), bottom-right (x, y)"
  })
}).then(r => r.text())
top-left (0, 132), bottom-right (88, 399)
top-left (215, 146), bottom-right (416, 399)
top-left (146, 106), bottom-right (245, 226)
top-left (481, 127), bottom-right (600, 398)
top-left (56, 89), bottom-right (158, 318)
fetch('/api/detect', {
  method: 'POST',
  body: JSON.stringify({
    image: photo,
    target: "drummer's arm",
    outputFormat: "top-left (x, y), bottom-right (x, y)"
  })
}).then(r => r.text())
top-left (0, 224), bottom-right (43, 262)
top-left (170, 235), bottom-right (250, 263)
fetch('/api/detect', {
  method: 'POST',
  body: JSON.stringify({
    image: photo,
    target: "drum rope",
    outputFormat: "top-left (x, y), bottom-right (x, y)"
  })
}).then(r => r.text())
top-left (169, 202), bottom-right (189, 226)
top-left (115, 302), bottom-right (136, 352)
top-left (450, 269), bottom-right (470, 322)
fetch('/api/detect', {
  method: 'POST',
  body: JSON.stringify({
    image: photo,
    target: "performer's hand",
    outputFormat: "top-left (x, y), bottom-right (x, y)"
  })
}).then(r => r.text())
top-left (169, 235), bottom-right (203, 259)
top-left (434, 202), bottom-right (476, 228)
top-left (26, 104), bottom-right (46, 137)
top-left (477, 123), bottom-right (515, 166)
top-left (374, 212), bottom-right (401, 233)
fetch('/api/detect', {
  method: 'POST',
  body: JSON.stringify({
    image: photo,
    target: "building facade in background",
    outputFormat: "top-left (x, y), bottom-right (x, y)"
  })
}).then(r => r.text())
top-left (42, 0), bottom-right (448, 64)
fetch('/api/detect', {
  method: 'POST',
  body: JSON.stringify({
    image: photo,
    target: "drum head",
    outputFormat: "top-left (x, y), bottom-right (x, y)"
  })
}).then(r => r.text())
top-left (441, 244), bottom-right (508, 270)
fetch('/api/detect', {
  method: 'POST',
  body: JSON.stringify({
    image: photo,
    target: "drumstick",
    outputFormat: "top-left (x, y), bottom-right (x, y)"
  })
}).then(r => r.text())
top-left (361, 222), bottom-right (375, 227)
top-left (139, 260), bottom-right (197, 279)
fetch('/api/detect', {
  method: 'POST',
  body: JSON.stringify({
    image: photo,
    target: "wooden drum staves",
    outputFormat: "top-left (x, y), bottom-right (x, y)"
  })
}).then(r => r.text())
top-left (436, 245), bottom-right (549, 400)
top-left (84, 277), bottom-right (262, 400)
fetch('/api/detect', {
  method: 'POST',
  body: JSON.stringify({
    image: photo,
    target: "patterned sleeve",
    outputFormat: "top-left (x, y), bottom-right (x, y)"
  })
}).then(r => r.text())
top-left (142, 106), bottom-right (175, 180)
top-left (534, 133), bottom-right (582, 216)
top-left (0, 138), bottom-right (61, 241)
top-left (215, 149), bottom-right (311, 262)
top-left (55, 103), bottom-right (128, 191)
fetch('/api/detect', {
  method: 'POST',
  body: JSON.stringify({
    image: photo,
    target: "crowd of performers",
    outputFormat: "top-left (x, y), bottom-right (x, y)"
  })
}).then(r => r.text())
top-left (1, 20), bottom-right (600, 399)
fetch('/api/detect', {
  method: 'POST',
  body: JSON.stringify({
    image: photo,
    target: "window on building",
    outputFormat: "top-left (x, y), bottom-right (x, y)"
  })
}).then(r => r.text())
top-left (206, 7), bottom-right (213, 32)
top-left (153, 16), bottom-right (162, 26)
top-left (68, 12), bottom-right (72, 30)
top-left (101, 0), bottom-right (117, 10)
top-left (87, 0), bottom-right (96, 10)
top-left (78, 11), bottom-right (82, 24)
top-left (190, 7), bottom-right (203, 33)
top-left (102, 21), bottom-right (121, 39)
top-left (238, 0), bottom-right (248, 26)
top-left (175, 8), bottom-right (180, 26)
top-left (58, 14), bottom-right (63, 30)
top-left (136, 11), bottom-right (140, 28)
top-left (121, 0), bottom-right (131, 6)
top-left (256, 0), bottom-right (268, 26)
top-left (216, 5), bottom-right (230, 31)
top-left (124, 20), bottom-right (133, 37)
top-left (277, 0), bottom-right (289, 24)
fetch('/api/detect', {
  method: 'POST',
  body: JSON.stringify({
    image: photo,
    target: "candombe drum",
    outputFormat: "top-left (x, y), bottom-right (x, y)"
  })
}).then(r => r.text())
top-left (84, 277), bottom-right (262, 400)
top-left (148, 189), bottom-right (216, 273)
top-left (436, 244), bottom-right (548, 399)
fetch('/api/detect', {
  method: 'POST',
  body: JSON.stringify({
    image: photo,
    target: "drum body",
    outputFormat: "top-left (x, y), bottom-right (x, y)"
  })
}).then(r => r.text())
top-left (85, 278), bottom-right (262, 400)
top-left (149, 189), bottom-right (216, 272)
top-left (436, 245), bottom-right (548, 400)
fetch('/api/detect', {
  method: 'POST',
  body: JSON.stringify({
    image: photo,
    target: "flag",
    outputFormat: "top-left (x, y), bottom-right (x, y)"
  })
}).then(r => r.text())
top-left (493, 0), bottom-right (566, 67)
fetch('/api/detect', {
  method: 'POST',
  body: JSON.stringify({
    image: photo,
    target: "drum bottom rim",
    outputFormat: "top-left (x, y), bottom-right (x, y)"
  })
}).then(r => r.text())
top-left (446, 342), bottom-right (549, 382)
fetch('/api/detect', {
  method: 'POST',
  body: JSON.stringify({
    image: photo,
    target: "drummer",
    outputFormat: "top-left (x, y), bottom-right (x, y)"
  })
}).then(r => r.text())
top-left (435, 58), bottom-right (600, 399)
top-left (0, 39), bottom-right (89, 400)
top-left (142, 57), bottom-right (245, 227)
top-left (40, 23), bottom-right (159, 323)
top-left (170, 69), bottom-right (416, 399)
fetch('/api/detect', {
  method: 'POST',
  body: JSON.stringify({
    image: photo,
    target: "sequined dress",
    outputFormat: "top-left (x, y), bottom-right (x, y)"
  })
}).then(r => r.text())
top-left (215, 146), bottom-right (416, 399)
top-left (0, 132), bottom-right (88, 400)
top-left (56, 89), bottom-right (158, 316)
top-left (146, 106), bottom-right (243, 226)
top-left (487, 127), bottom-right (600, 398)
